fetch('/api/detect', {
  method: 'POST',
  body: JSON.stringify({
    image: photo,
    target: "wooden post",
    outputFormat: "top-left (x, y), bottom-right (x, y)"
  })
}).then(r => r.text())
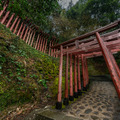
top-left (74, 55), bottom-right (78, 98)
top-left (35, 34), bottom-right (40, 49)
top-left (0, 4), bottom-right (8, 17)
top-left (81, 54), bottom-right (87, 91)
top-left (85, 57), bottom-right (89, 88)
top-left (42, 37), bottom-right (46, 52)
top-left (63, 47), bottom-right (69, 105)
top-left (56, 49), bottom-right (58, 58)
top-left (13, 18), bottom-right (21, 34)
top-left (22, 25), bottom-right (28, 40)
top-left (39, 35), bottom-right (44, 51)
top-left (17, 22), bottom-right (23, 36)
top-left (1, 11), bottom-right (10, 24)
top-left (49, 41), bottom-right (51, 56)
top-left (53, 49), bottom-right (56, 57)
top-left (109, 51), bottom-right (120, 78)
top-left (37, 34), bottom-right (42, 50)
top-left (10, 16), bottom-right (19, 31)
top-left (26, 28), bottom-right (31, 43)
top-left (96, 32), bottom-right (120, 99)
top-left (28, 30), bottom-right (33, 45)
top-left (30, 31), bottom-right (36, 47)
top-left (69, 54), bottom-right (74, 101)
top-left (51, 42), bottom-right (54, 56)
top-left (44, 38), bottom-right (48, 53)
top-left (78, 55), bottom-right (82, 95)
top-left (6, 13), bottom-right (15, 28)
top-left (56, 45), bottom-right (63, 109)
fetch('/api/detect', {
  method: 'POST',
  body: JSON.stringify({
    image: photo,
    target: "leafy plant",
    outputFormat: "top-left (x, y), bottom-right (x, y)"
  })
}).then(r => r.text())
top-left (38, 79), bottom-right (47, 88)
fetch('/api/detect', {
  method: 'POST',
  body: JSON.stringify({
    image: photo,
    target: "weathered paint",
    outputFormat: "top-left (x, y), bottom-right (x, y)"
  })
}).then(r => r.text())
top-left (10, 16), bottom-right (19, 31)
top-left (57, 45), bottom-right (63, 102)
top-left (1, 11), bottom-right (10, 24)
top-left (17, 22), bottom-right (23, 36)
top-left (81, 54), bottom-right (87, 88)
top-left (96, 32), bottom-right (120, 99)
top-left (13, 18), bottom-right (21, 34)
top-left (78, 56), bottom-right (81, 90)
top-left (6, 13), bottom-right (15, 28)
top-left (74, 55), bottom-right (78, 93)
top-left (65, 50), bottom-right (69, 98)
top-left (70, 54), bottom-right (73, 96)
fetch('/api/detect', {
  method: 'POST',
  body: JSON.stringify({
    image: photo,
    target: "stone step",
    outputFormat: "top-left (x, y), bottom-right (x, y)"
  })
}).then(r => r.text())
top-left (24, 107), bottom-right (81, 120)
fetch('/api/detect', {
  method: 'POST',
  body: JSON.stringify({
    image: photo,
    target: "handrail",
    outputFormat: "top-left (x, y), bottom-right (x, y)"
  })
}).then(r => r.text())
top-left (51, 19), bottom-right (120, 49)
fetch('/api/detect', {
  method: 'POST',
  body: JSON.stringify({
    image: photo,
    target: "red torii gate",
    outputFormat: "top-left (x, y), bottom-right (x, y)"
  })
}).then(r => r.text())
top-left (51, 20), bottom-right (120, 109)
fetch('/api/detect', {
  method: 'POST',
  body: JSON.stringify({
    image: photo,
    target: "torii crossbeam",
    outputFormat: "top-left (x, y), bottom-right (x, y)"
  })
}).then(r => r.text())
top-left (51, 19), bottom-right (120, 109)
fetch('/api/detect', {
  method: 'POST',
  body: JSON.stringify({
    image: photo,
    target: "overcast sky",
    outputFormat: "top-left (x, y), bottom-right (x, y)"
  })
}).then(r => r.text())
top-left (59, 0), bottom-right (79, 9)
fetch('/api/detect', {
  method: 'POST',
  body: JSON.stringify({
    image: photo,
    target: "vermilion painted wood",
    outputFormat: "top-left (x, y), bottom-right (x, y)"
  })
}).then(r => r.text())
top-left (38, 35), bottom-right (42, 51)
top-left (74, 55), bottom-right (78, 93)
top-left (42, 38), bottom-right (46, 52)
top-left (57, 45), bottom-right (63, 102)
top-left (58, 38), bottom-right (120, 56)
top-left (17, 22), bottom-right (23, 36)
top-left (96, 32), bottom-right (120, 99)
top-left (35, 34), bottom-right (40, 49)
top-left (51, 20), bottom-right (120, 49)
top-left (56, 49), bottom-right (58, 58)
top-left (13, 18), bottom-right (21, 34)
top-left (37, 34), bottom-right (42, 50)
top-left (44, 37), bottom-right (48, 53)
top-left (64, 29), bottom-right (120, 48)
top-left (10, 16), bottom-right (19, 31)
top-left (65, 51), bottom-right (69, 98)
top-left (1, 11), bottom-right (10, 24)
top-left (30, 31), bottom-right (35, 47)
top-left (39, 35), bottom-right (44, 51)
top-left (52, 29), bottom-right (120, 56)
top-left (51, 42), bottom-right (54, 56)
top-left (84, 48), bottom-right (120, 58)
top-left (85, 57), bottom-right (89, 85)
top-left (36, 37), bottom-right (40, 50)
top-left (49, 41), bottom-right (51, 55)
top-left (44, 36), bottom-right (48, 53)
top-left (109, 51), bottom-right (120, 78)
top-left (45, 40), bottom-right (48, 53)
top-left (22, 26), bottom-right (28, 40)
top-left (70, 54), bottom-right (73, 97)
top-left (0, 4), bottom-right (8, 17)
top-left (42, 37), bottom-right (46, 52)
top-left (26, 29), bottom-right (31, 43)
top-left (28, 30), bottom-right (33, 45)
top-left (77, 56), bottom-right (81, 90)
top-left (81, 54), bottom-right (86, 88)
top-left (45, 39), bottom-right (48, 53)
top-left (30, 31), bottom-right (36, 47)
top-left (53, 49), bottom-right (56, 57)
top-left (6, 13), bottom-right (15, 28)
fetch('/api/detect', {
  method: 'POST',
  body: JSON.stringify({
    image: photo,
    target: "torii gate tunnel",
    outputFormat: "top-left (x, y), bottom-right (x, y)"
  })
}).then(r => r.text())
top-left (51, 20), bottom-right (120, 110)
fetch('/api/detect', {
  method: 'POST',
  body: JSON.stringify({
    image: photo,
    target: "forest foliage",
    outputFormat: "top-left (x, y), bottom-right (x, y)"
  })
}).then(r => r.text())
top-left (0, 0), bottom-right (60, 31)
top-left (0, 0), bottom-right (120, 42)
top-left (51, 0), bottom-right (120, 42)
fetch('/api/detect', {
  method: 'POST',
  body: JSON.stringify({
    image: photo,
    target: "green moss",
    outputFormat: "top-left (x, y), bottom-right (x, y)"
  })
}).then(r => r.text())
top-left (50, 77), bottom-right (65, 98)
top-left (0, 23), bottom-right (60, 111)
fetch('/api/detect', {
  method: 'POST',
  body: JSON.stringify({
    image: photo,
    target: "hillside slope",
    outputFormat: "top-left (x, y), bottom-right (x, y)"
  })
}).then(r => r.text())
top-left (0, 23), bottom-right (60, 118)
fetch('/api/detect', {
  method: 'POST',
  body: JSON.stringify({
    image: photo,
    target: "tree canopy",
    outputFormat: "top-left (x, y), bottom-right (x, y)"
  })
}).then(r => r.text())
top-left (1, 0), bottom-right (59, 31)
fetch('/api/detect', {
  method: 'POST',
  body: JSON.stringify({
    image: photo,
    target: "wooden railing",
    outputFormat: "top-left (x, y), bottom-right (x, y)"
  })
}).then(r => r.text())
top-left (0, 2), bottom-right (58, 56)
